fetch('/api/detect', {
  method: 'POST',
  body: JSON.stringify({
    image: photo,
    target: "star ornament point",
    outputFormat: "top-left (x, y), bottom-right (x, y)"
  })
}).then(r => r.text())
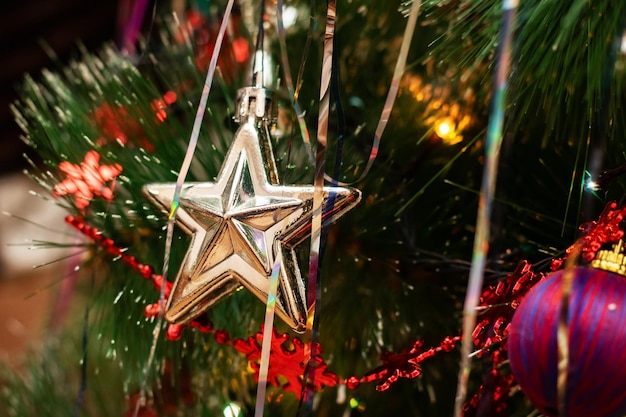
top-left (144, 123), bottom-right (360, 333)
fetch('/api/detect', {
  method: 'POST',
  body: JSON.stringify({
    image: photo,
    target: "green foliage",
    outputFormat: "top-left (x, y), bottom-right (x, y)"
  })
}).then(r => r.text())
top-left (5, 0), bottom-right (626, 416)
top-left (0, 337), bottom-right (125, 417)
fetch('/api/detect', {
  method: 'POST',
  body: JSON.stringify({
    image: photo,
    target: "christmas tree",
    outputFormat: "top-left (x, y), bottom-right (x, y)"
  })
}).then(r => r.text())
top-left (3, 0), bottom-right (626, 416)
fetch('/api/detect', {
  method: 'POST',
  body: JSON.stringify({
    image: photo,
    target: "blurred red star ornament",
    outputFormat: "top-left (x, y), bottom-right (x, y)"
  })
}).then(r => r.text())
top-left (54, 150), bottom-right (122, 211)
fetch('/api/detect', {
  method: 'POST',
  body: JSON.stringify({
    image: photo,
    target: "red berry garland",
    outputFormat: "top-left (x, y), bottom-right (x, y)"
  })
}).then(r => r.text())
top-left (66, 201), bottom-right (626, 413)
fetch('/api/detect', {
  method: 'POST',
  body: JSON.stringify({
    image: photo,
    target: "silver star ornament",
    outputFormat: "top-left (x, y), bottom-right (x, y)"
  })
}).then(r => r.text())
top-left (144, 87), bottom-right (361, 333)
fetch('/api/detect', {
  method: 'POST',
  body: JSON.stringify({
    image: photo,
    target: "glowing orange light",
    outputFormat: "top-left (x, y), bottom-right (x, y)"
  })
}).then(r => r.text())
top-left (437, 120), bottom-right (451, 136)
top-left (435, 117), bottom-right (462, 145)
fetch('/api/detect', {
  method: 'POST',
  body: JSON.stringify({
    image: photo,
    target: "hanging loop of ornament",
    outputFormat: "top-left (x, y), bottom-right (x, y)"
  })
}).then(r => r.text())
top-left (590, 239), bottom-right (626, 276)
top-left (234, 86), bottom-right (278, 126)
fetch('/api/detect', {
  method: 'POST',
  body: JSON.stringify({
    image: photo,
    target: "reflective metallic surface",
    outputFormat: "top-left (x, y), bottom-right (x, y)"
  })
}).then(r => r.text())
top-left (144, 88), bottom-right (360, 333)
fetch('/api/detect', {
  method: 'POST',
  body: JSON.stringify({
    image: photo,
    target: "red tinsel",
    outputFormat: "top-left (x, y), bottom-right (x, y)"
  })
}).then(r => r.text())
top-left (65, 201), bottom-right (626, 412)
top-left (177, 9), bottom-right (250, 83)
top-left (234, 327), bottom-right (339, 395)
top-left (65, 215), bottom-right (442, 397)
top-left (566, 201), bottom-right (626, 263)
top-left (91, 90), bottom-right (177, 151)
top-left (347, 336), bottom-right (461, 392)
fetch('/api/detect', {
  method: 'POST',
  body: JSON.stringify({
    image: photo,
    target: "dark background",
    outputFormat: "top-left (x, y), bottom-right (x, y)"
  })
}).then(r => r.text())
top-left (0, 1), bottom-right (119, 174)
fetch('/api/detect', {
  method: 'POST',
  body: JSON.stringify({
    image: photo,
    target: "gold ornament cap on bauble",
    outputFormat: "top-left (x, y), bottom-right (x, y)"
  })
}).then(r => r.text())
top-left (590, 239), bottom-right (626, 276)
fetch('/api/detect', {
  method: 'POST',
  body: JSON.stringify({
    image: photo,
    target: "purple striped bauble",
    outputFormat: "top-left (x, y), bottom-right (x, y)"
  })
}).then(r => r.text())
top-left (508, 266), bottom-right (626, 417)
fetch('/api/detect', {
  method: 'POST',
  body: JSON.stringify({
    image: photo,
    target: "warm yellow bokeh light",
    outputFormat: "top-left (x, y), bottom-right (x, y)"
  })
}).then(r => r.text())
top-left (437, 120), bottom-right (451, 136)
top-left (435, 117), bottom-right (462, 145)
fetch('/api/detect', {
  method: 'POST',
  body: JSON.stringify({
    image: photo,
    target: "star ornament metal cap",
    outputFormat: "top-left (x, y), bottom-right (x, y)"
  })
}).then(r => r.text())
top-left (143, 88), bottom-right (361, 333)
